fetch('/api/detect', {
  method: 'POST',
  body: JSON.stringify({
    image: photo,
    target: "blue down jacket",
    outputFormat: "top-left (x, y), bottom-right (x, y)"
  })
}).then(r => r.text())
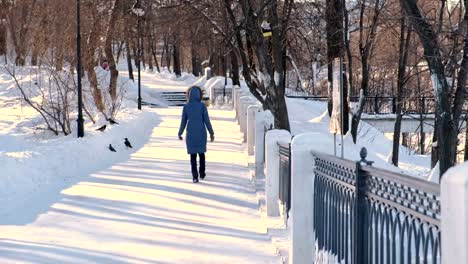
top-left (178, 87), bottom-right (214, 154)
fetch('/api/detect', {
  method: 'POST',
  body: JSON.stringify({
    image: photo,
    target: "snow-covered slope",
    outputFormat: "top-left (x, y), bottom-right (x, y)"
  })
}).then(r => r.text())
top-left (287, 98), bottom-right (431, 177)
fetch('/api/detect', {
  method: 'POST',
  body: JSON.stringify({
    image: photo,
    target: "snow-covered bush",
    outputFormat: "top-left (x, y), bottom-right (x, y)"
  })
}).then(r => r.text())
top-left (3, 65), bottom-right (76, 135)
top-left (1, 64), bottom-right (133, 135)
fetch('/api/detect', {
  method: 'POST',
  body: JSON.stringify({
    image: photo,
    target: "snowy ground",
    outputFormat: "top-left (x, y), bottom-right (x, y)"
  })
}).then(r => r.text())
top-left (0, 67), bottom-right (280, 263)
top-left (286, 98), bottom-right (431, 177)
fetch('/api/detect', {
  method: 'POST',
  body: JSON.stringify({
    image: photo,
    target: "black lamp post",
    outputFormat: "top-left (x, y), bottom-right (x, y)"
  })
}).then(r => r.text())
top-left (76, 0), bottom-right (84, 137)
top-left (133, 0), bottom-right (143, 110)
top-left (224, 51), bottom-right (227, 99)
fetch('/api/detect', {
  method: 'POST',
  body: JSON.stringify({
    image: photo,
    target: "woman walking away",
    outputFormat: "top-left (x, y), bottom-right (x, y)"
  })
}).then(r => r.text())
top-left (178, 86), bottom-right (215, 183)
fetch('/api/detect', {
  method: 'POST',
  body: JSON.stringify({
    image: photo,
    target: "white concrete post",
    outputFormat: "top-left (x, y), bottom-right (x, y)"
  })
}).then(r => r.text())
top-left (242, 98), bottom-right (256, 142)
top-left (235, 87), bottom-right (244, 123)
top-left (441, 163), bottom-right (468, 264)
top-left (234, 87), bottom-right (239, 118)
top-left (265, 129), bottom-right (291, 217)
top-left (289, 133), bottom-right (316, 264)
top-left (247, 105), bottom-right (262, 156)
top-left (237, 90), bottom-right (249, 125)
top-left (239, 96), bottom-right (250, 135)
top-left (254, 110), bottom-right (274, 178)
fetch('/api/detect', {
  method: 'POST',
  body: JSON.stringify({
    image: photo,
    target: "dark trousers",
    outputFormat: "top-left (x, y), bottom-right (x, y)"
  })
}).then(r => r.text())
top-left (190, 153), bottom-right (205, 179)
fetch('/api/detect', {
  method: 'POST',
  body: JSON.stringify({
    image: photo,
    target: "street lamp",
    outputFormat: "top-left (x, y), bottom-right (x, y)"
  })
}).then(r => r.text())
top-left (76, 0), bottom-right (84, 137)
top-left (132, 0), bottom-right (144, 110)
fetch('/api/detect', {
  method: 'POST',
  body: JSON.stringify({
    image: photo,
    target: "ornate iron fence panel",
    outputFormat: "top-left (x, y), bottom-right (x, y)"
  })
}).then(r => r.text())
top-left (314, 153), bottom-right (357, 263)
top-left (312, 150), bottom-right (441, 264)
top-left (278, 142), bottom-right (291, 217)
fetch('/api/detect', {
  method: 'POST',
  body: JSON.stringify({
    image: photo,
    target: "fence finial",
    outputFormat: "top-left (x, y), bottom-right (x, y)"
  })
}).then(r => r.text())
top-left (359, 147), bottom-right (374, 166)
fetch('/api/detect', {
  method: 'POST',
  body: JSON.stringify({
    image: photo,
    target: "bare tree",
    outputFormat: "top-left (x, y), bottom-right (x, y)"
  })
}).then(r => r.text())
top-left (400, 0), bottom-right (468, 175)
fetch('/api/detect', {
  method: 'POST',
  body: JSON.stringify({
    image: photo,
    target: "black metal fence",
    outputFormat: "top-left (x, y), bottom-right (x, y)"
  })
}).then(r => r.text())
top-left (211, 87), bottom-right (233, 102)
top-left (278, 142), bottom-right (291, 217)
top-left (313, 149), bottom-right (441, 264)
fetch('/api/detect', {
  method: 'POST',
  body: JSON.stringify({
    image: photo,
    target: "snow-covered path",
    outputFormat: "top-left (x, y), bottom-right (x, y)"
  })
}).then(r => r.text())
top-left (0, 73), bottom-right (280, 263)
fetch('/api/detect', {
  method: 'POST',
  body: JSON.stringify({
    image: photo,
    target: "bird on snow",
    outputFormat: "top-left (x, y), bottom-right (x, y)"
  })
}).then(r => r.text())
top-left (108, 144), bottom-right (117, 152)
top-left (124, 138), bottom-right (133, 149)
top-left (108, 118), bottom-right (119, 125)
top-left (96, 125), bottom-right (107, 132)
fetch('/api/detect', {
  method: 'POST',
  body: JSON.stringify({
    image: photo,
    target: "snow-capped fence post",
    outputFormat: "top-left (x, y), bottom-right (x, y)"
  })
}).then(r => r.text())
top-left (235, 94), bottom-right (241, 123)
top-left (441, 163), bottom-right (468, 264)
top-left (240, 96), bottom-right (255, 142)
top-left (233, 86), bottom-right (239, 114)
top-left (247, 105), bottom-right (262, 156)
top-left (239, 95), bottom-right (250, 137)
top-left (289, 133), bottom-right (316, 264)
top-left (265, 129), bottom-right (291, 217)
top-left (234, 87), bottom-right (242, 122)
top-left (255, 110), bottom-right (274, 177)
top-left (237, 89), bottom-right (249, 124)
top-left (204, 67), bottom-right (211, 80)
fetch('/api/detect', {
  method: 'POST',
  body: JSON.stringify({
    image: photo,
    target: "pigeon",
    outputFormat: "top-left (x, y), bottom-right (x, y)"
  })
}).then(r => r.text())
top-left (108, 118), bottom-right (119, 125)
top-left (108, 144), bottom-right (117, 152)
top-left (124, 138), bottom-right (133, 149)
top-left (96, 125), bottom-right (107, 132)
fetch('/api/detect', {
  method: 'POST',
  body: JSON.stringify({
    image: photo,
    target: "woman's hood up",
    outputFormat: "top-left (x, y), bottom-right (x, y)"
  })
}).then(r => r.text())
top-left (188, 87), bottom-right (201, 102)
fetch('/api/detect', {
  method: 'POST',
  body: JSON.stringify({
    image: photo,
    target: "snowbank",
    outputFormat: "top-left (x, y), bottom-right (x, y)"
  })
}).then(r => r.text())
top-left (154, 68), bottom-right (198, 83)
top-left (0, 109), bottom-right (159, 222)
top-left (0, 64), bottom-right (162, 222)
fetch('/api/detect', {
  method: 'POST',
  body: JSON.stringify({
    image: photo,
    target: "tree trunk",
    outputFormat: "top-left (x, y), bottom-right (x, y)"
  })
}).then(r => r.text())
top-left (351, 0), bottom-right (382, 143)
top-left (342, 72), bottom-right (349, 134)
top-left (173, 43), bottom-right (181, 77)
top-left (132, 44), bottom-right (139, 70)
top-left (104, 0), bottom-right (120, 103)
top-left (465, 117), bottom-right (468, 161)
top-left (166, 45), bottom-right (172, 72)
top-left (343, 3), bottom-right (354, 98)
top-left (84, 48), bottom-right (106, 115)
top-left (231, 50), bottom-right (240, 86)
top-left (191, 43), bottom-right (200, 76)
top-left (115, 41), bottom-right (124, 64)
top-left (0, 23), bottom-right (6, 56)
top-left (392, 15), bottom-right (411, 167)
top-left (126, 41), bottom-right (134, 81)
top-left (401, 0), bottom-right (456, 176)
top-left (150, 40), bottom-right (161, 73)
top-left (327, 62), bottom-right (333, 116)
top-left (148, 48), bottom-right (154, 72)
top-left (431, 117), bottom-right (439, 168)
top-left (269, 0), bottom-right (290, 131)
top-left (223, 0), bottom-right (256, 92)
top-left (31, 47), bottom-right (39, 66)
top-left (82, 12), bottom-right (106, 116)
top-left (326, 0), bottom-right (344, 117)
top-left (245, 31), bottom-right (256, 71)
top-left (234, 0), bottom-right (290, 130)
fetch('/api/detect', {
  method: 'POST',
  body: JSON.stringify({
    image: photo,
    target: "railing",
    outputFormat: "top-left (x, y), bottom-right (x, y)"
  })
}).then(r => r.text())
top-left (211, 87), bottom-right (233, 101)
top-left (278, 142), bottom-right (291, 217)
top-left (285, 95), bottom-right (442, 115)
top-left (313, 149), bottom-right (441, 264)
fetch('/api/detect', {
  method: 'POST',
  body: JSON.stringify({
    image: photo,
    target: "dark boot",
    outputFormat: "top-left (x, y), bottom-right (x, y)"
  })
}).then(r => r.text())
top-left (199, 153), bottom-right (206, 179)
